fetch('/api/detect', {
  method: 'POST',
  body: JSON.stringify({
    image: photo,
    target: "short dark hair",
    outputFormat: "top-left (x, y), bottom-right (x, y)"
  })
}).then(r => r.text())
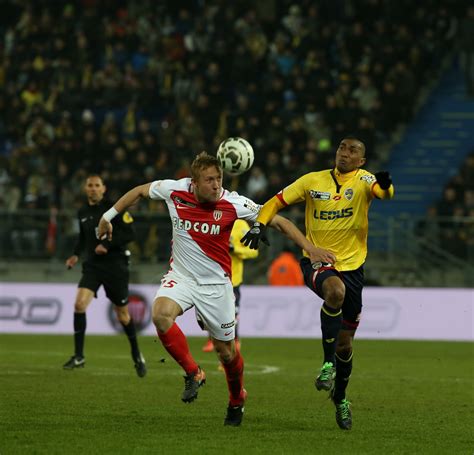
top-left (191, 152), bottom-right (222, 180)
top-left (341, 135), bottom-right (366, 156)
top-left (86, 174), bottom-right (104, 184)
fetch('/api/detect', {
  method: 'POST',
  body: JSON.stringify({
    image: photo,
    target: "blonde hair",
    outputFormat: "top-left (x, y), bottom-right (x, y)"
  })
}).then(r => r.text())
top-left (190, 151), bottom-right (222, 180)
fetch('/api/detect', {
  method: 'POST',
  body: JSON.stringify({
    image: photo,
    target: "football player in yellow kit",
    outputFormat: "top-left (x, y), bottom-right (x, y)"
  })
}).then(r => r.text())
top-left (242, 136), bottom-right (394, 430)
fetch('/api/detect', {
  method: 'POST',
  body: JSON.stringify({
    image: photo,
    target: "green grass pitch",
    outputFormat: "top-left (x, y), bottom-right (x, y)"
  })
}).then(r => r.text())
top-left (0, 334), bottom-right (472, 454)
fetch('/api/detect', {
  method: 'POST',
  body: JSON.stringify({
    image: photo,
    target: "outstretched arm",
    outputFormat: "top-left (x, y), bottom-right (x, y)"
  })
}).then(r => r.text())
top-left (269, 215), bottom-right (336, 265)
top-left (98, 183), bottom-right (152, 240)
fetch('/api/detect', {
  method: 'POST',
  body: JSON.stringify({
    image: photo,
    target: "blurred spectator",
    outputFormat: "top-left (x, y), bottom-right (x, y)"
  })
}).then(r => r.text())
top-left (268, 247), bottom-right (304, 286)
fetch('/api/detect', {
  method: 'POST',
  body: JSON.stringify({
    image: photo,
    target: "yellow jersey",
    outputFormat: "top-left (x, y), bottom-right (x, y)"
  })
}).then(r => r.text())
top-left (230, 219), bottom-right (258, 286)
top-left (277, 168), bottom-right (393, 271)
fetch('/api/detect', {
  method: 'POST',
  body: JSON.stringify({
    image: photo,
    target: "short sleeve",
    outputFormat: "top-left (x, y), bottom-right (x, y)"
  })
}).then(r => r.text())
top-left (281, 174), bottom-right (312, 205)
top-left (149, 179), bottom-right (174, 200)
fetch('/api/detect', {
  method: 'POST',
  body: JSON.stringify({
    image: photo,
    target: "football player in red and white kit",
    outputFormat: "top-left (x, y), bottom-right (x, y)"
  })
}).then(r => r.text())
top-left (98, 152), bottom-right (334, 426)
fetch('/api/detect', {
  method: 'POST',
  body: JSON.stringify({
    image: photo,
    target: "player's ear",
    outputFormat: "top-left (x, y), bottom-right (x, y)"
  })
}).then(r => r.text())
top-left (359, 156), bottom-right (366, 167)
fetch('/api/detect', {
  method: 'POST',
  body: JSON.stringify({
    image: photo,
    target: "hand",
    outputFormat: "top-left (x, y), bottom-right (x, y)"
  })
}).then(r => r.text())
top-left (95, 244), bottom-right (108, 255)
top-left (307, 247), bottom-right (336, 267)
top-left (97, 217), bottom-right (113, 241)
top-left (241, 222), bottom-right (270, 250)
top-left (65, 255), bottom-right (78, 270)
top-left (374, 171), bottom-right (392, 190)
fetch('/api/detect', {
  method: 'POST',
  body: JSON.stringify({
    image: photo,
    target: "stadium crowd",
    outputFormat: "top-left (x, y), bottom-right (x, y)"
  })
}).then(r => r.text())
top-left (0, 0), bottom-right (470, 262)
top-left (417, 151), bottom-right (474, 260)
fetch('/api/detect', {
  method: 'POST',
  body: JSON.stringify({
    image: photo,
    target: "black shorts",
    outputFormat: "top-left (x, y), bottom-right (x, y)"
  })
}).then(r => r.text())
top-left (79, 257), bottom-right (129, 306)
top-left (300, 257), bottom-right (364, 330)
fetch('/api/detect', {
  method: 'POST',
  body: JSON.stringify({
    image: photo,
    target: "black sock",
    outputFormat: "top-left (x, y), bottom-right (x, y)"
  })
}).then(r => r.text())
top-left (320, 303), bottom-right (342, 364)
top-left (334, 351), bottom-right (353, 403)
top-left (121, 318), bottom-right (140, 360)
top-left (74, 312), bottom-right (86, 358)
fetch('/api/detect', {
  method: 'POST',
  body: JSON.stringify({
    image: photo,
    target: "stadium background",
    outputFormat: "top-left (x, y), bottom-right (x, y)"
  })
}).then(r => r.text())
top-left (0, 1), bottom-right (473, 453)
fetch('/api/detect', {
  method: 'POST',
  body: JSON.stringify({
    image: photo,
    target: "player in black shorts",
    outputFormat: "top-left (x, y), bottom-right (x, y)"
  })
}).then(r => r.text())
top-left (242, 137), bottom-right (394, 429)
top-left (63, 175), bottom-right (146, 377)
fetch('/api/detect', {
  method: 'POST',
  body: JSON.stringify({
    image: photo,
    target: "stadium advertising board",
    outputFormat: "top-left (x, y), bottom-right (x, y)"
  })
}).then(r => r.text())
top-left (0, 284), bottom-right (472, 341)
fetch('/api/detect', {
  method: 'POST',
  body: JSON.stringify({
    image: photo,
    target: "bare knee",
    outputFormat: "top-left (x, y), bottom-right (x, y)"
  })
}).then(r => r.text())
top-left (114, 306), bottom-right (130, 325)
top-left (213, 340), bottom-right (234, 364)
top-left (152, 299), bottom-right (180, 333)
top-left (323, 282), bottom-right (345, 309)
top-left (152, 308), bottom-right (174, 333)
top-left (74, 289), bottom-right (94, 313)
top-left (74, 297), bottom-right (89, 313)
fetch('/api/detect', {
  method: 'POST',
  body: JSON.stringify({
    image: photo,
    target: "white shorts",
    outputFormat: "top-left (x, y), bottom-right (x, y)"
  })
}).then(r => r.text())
top-left (154, 270), bottom-right (236, 341)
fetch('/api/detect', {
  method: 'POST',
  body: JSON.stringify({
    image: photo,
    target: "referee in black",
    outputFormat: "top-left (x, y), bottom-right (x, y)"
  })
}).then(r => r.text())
top-left (63, 175), bottom-right (146, 377)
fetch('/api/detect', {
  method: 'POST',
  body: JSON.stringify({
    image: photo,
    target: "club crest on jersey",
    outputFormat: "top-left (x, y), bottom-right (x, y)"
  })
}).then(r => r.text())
top-left (344, 188), bottom-right (354, 201)
top-left (309, 190), bottom-right (331, 200)
top-left (213, 210), bottom-right (223, 221)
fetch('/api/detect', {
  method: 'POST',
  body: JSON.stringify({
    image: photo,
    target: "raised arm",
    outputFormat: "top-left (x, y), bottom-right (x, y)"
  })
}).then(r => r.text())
top-left (98, 183), bottom-right (152, 240)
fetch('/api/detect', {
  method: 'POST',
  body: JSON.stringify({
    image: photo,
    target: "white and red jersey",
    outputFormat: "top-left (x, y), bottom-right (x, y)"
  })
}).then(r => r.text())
top-left (149, 178), bottom-right (261, 285)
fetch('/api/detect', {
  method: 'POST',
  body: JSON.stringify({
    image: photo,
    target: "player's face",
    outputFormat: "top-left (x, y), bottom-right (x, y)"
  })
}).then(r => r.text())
top-left (335, 139), bottom-right (366, 173)
top-left (85, 177), bottom-right (106, 204)
top-left (193, 166), bottom-right (223, 203)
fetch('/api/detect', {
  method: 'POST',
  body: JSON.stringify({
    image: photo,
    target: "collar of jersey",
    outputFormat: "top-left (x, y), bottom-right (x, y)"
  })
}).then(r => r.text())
top-left (333, 168), bottom-right (359, 182)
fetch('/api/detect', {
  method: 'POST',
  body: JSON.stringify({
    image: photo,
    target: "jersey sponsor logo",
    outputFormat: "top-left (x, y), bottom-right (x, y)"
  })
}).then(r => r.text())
top-left (243, 199), bottom-right (260, 213)
top-left (360, 174), bottom-right (375, 184)
top-left (309, 190), bottom-right (331, 200)
top-left (344, 188), bottom-right (354, 201)
top-left (173, 196), bottom-right (196, 208)
top-left (221, 321), bottom-right (235, 329)
top-left (172, 216), bottom-right (221, 235)
top-left (333, 195), bottom-right (342, 200)
top-left (313, 207), bottom-right (353, 220)
top-left (213, 210), bottom-right (223, 221)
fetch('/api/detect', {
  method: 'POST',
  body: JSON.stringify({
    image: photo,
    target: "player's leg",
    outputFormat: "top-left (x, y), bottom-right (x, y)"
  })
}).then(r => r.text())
top-left (202, 334), bottom-right (214, 352)
top-left (300, 258), bottom-right (345, 391)
top-left (153, 276), bottom-right (206, 403)
top-left (63, 287), bottom-right (95, 369)
top-left (319, 274), bottom-right (345, 364)
top-left (331, 266), bottom-right (363, 430)
top-left (213, 338), bottom-right (247, 426)
top-left (332, 329), bottom-right (355, 430)
top-left (201, 282), bottom-right (246, 425)
top-left (114, 305), bottom-right (147, 377)
top-left (104, 261), bottom-right (147, 377)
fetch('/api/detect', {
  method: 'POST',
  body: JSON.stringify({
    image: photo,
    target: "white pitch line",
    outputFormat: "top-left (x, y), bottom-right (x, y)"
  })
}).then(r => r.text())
top-left (2, 351), bottom-right (282, 375)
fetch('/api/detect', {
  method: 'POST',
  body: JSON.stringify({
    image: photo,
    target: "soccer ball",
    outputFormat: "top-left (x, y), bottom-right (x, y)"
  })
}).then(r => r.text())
top-left (216, 137), bottom-right (254, 176)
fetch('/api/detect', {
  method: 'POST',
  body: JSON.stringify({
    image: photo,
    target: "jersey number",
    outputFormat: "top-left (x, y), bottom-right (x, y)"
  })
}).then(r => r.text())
top-left (162, 279), bottom-right (177, 288)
